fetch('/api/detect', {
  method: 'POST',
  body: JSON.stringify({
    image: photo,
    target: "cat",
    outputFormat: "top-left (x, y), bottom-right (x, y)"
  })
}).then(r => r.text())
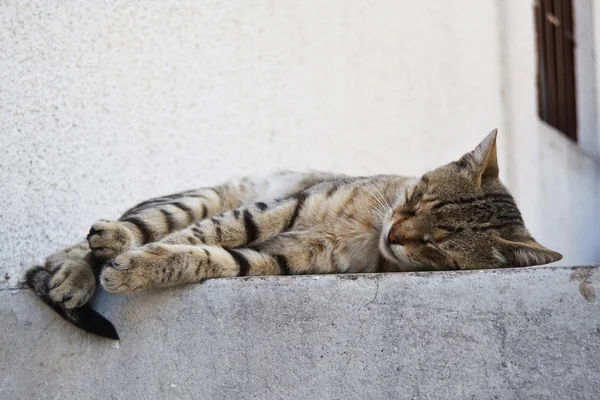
top-left (24, 129), bottom-right (562, 339)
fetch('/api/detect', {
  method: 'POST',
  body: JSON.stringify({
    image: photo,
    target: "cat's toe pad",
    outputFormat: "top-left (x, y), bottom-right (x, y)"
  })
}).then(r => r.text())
top-left (100, 265), bottom-right (136, 293)
top-left (87, 220), bottom-right (133, 260)
top-left (48, 261), bottom-right (96, 308)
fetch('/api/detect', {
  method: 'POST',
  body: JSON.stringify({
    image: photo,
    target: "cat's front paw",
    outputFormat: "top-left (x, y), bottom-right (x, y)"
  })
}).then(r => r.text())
top-left (100, 244), bottom-right (168, 293)
top-left (87, 220), bottom-right (133, 260)
top-left (48, 260), bottom-right (97, 308)
top-left (100, 251), bottom-right (144, 293)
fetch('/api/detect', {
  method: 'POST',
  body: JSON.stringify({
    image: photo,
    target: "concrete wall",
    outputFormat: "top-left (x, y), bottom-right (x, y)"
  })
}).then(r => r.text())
top-left (2, 266), bottom-right (599, 399)
top-left (0, 0), bottom-right (598, 287)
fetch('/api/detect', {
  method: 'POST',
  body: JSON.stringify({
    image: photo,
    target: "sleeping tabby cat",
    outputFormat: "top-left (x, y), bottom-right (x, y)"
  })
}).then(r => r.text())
top-left (25, 130), bottom-right (562, 339)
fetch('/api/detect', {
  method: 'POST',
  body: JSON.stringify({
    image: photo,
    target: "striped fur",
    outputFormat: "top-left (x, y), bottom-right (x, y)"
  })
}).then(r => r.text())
top-left (25, 130), bottom-right (562, 338)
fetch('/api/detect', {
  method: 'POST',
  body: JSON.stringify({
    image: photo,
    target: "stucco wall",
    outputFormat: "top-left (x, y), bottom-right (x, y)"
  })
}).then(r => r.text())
top-left (0, 0), bottom-right (505, 287)
top-left (1, 0), bottom-right (598, 287)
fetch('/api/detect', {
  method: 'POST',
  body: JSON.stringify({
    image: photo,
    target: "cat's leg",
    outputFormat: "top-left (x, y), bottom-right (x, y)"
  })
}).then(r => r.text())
top-left (27, 181), bottom-right (253, 308)
top-left (99, 194), bottom-right (315, 292)
top-left (87, 181), bottom-right (254, 261)
top-left (88, 171), bottom-right (340, 261)
top-left (158, 193), bottom-right (308, 248)
top-left (100, 244), bottom-right (302, 293)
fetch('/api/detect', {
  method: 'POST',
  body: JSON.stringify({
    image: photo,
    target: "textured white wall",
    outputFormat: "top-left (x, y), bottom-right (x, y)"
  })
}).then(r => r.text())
top-left (0, 0), bottom-right (597, 288)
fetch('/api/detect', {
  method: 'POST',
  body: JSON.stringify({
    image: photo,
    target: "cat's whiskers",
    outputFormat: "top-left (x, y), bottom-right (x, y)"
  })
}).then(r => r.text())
top-left (371, 204), bottom-right (391, 225)
top-left (355, 183), bottom-right (392, 223)
top-left (370, 184), bottom-right (393, 211)
top-left (371, 184), bottom-right (393, 213)
top-left (356, 182), bottom-right (391, 212)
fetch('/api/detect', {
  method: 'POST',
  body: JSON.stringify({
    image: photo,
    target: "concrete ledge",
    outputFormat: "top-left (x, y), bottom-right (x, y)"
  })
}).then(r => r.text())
top-left (2, 266), bottom-right (599, 399)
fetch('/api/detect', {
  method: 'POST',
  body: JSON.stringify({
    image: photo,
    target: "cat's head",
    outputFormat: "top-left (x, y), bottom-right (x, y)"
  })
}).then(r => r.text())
top-left (381, 129), bottom-right (562, 270)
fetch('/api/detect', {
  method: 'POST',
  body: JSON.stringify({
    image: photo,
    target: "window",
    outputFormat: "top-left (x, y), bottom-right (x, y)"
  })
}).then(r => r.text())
top-left (534, 0), bottom-right (577, 141)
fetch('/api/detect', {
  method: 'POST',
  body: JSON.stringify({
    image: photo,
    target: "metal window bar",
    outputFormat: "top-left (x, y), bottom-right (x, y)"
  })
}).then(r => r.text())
top-left (534, 0), bottom-right (577, 141)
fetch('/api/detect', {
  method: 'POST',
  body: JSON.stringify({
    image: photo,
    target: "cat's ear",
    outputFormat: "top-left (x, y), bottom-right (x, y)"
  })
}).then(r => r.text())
top-left (456, 129), bottom-right (499, 185)
top-left (495, 237), bottom-right (563, 267)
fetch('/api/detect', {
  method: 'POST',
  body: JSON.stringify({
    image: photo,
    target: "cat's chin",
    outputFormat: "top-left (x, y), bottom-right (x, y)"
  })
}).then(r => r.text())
top-left (390, 246), bottom-right (423, 272)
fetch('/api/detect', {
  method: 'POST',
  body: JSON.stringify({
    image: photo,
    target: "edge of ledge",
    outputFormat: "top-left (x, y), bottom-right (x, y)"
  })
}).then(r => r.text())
top-left (2, 264), bottom-right (597, 293)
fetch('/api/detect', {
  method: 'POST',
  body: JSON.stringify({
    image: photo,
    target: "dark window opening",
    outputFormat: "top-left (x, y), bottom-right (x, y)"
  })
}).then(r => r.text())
top-left (534, 0), bottom-right (577, 141)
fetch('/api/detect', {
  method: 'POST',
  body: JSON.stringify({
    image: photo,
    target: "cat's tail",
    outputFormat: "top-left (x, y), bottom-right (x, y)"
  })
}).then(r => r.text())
top-left (24, 266), bottom-right (119, 340)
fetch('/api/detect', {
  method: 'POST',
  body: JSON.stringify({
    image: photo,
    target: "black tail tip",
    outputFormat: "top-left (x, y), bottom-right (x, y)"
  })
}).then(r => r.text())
top-left (78, 307), bottom-right (120, 340)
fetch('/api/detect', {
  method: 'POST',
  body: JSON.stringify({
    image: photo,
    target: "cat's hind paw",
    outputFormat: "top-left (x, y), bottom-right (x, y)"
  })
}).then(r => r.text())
top-left (48, 260), bottom-right (97, 308)
top-left (87, 220), bottom-right (133, 260)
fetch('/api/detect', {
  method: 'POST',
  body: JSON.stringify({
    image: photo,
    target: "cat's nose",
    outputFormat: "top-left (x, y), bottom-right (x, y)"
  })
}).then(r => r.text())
top-left (388, 229), bottom-right (408, 246)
